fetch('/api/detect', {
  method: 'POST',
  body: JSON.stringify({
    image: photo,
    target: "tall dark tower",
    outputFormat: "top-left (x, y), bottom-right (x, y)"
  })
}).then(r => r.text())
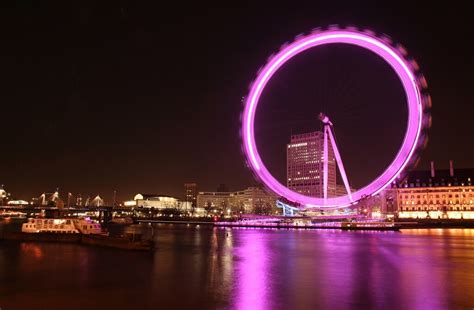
top-left (184, 183), bottom-right (197, 211)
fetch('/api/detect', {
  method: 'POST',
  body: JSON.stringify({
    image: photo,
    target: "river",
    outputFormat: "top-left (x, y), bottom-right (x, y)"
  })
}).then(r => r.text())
top-left (1, 221), bottom-right (473, 309)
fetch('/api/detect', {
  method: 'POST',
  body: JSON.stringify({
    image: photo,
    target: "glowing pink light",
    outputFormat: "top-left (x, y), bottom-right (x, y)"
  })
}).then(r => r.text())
top-left (241, 28), bottom-right (425, 208)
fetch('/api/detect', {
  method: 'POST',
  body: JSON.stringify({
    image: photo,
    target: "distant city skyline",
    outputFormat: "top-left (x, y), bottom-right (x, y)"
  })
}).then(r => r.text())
top-left (1, 3), bottom-right (472, 203)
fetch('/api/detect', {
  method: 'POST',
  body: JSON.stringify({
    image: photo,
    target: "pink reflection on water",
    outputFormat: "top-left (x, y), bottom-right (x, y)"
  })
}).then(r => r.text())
top-left (397, 229), bottom-right (452, 309)
top-left (235, 230), bottom-right (269, 310)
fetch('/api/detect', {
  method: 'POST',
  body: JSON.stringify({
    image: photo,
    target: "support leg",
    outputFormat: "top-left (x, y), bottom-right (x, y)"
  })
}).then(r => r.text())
top-left (327, 126), bottom-right (353, 201)
top-left (323, 125), bottom-right (329, 204)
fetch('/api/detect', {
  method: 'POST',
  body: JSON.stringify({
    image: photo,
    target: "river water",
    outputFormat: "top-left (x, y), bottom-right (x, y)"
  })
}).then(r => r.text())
top-left (1, 221), bottom-right (474, 309)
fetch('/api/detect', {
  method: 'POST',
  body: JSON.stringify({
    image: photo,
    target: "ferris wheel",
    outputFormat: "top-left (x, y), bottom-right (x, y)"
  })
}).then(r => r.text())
top-left (241, 26), bottom-right (431, 209)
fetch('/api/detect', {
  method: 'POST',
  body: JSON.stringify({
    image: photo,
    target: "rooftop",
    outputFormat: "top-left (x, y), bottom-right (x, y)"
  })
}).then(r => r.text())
top-left (394, 168), bottom-right (474, 188)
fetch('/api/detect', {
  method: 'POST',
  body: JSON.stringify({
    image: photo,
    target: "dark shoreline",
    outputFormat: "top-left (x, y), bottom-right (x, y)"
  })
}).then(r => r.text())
top-left (396, 219), bottom-right (474, 229)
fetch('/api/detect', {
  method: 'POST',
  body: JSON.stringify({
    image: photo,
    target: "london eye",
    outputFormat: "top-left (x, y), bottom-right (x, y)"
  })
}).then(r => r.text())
top-left (241, 26), bottom-right (432, 209)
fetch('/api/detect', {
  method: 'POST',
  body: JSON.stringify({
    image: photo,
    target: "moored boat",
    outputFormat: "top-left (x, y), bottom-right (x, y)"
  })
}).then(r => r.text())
top-left (1, 217), bottom-right (102, 243)
top-left (1, 217), bottom-right (154, 250)
top-left (71, 218), bottom-right (103, 234)
top-left (22, 218), bottom-right (80, 234)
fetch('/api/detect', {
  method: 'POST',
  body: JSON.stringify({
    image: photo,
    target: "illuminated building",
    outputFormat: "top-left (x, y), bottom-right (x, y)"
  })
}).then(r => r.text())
top-left (232, 187), bottom-right (277, 214)
top-left (197, 187), bottom-right (277, 214)
top-left (394, 162), bottom-right (474, 219)
top-left (184, 183), bottom-right (197, 209)
top-left (287, 131), bottom-right (336, 197)
top-left (356, 188), bottom-right (397, 219)
top-left (124, 194), bottom-right (191, 211)
top-left (197, 191), bottom-right (232, 213)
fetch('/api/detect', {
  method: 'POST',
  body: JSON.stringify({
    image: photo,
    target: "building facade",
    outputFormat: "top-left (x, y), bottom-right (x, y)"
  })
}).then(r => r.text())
top-left (196, 191), bottom-right (232, 212)
top-left (356, 188), bottom-right (397, 218)
top-left (124, 194), bottom-right (192, 211)
top-left (184, 183), bottom-right (197, 209)
top-left (287, 131), bottom-right (336, 197)
top-left (232, 187), bottom-right (278, 214)
top-left (197, 187), bottom-right (278, 214)
top-left (393, 166), bottom-right (474, 219)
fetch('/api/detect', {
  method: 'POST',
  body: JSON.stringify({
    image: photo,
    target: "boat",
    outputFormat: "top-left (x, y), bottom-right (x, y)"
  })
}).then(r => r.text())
top-left (0, 217), bottom-right (103, 243)
top-left (22, 218), bottom-right (79, 234)
top-left (1, 217), bottom-right (154, 250)
top-left (71, 218), bottom-right (104, 234)
top-left (21, 217), bottom-right (103, 234)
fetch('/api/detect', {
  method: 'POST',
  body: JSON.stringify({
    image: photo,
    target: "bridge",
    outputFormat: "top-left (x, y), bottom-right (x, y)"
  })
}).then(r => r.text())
top-left (0, 205), bottom-right (134, 223)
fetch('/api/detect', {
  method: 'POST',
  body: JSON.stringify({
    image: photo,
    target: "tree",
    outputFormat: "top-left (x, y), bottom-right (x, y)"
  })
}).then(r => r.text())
top-left (252, 201), bottom-right (272, 215)
top-left (205, 201), bottom-right (213, 216)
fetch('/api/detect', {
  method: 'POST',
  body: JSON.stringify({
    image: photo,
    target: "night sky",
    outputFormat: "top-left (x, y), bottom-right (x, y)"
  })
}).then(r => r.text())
top-left (0, 2), bottom-right (472, 202)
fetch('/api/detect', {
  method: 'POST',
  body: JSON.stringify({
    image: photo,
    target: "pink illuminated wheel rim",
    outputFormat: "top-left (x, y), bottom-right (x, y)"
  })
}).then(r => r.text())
top-left (241, 26), bottom-right (431, 209)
